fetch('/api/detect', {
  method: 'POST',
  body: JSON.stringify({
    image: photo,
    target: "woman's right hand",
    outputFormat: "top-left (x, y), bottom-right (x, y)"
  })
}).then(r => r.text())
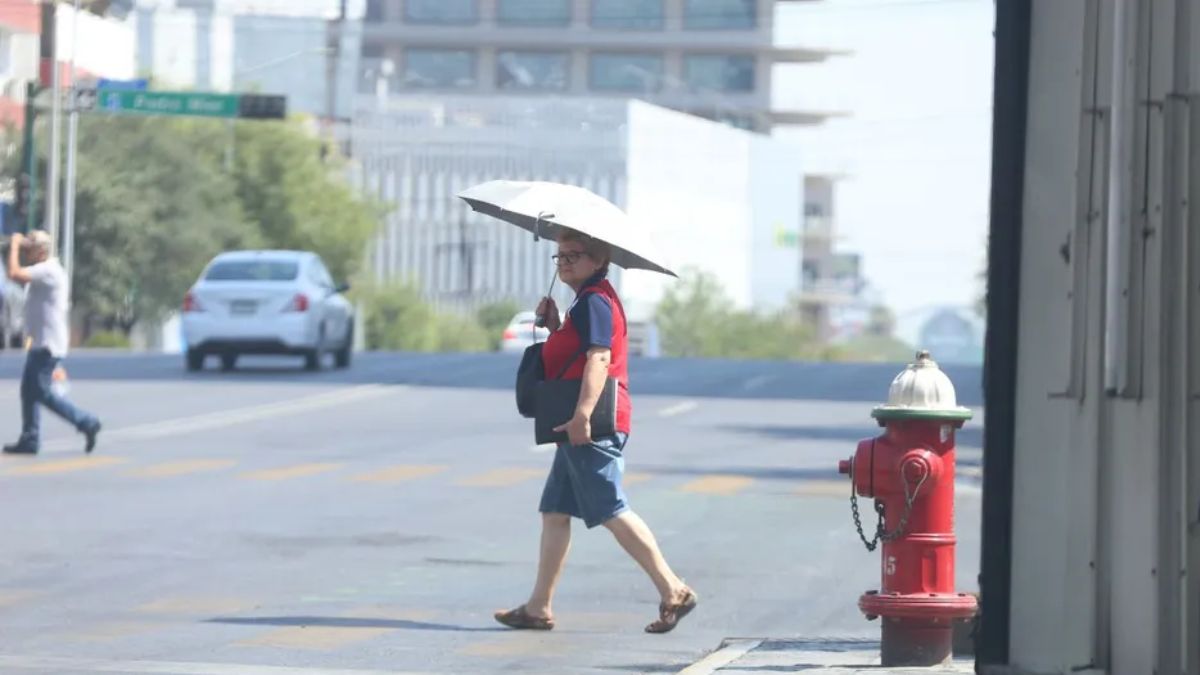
top-left (536, 297), bottom-right (561, 332)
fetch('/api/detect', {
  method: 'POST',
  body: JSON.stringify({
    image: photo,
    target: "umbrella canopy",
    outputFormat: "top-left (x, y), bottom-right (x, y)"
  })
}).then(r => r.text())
top-left (457, 180), bottom-right (677, 277)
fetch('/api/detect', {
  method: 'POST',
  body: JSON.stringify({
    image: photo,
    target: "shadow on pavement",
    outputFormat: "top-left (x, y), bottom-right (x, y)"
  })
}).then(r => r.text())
top-left (0, 352), bottom-right (983, 405)
top-left (207, 615), bottom-right (505, 633)
top-left (639, 465), bottom-right (843, 482)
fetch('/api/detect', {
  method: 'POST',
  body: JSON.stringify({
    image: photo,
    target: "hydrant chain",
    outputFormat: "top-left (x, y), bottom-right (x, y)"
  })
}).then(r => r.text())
top-left (849, 468), bottom-right (927, 551)
top-left (880, 470), bottom-right (927, 543)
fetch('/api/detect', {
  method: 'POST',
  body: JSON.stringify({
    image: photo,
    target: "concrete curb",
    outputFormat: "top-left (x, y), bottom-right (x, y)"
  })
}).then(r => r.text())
top-left (677, 638), bottom-right (764, 675)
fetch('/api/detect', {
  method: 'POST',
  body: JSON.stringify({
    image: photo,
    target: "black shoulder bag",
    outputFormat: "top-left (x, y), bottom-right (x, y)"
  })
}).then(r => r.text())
top-left (532, 346), bottom-right (618, 446)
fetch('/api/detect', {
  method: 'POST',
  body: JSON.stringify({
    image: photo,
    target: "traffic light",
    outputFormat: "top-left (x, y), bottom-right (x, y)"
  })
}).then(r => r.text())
top-left (238, 94), bottom-right (287, 120)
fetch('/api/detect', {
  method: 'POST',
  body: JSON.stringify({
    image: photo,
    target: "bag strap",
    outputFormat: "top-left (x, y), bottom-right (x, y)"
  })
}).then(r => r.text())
top-left (554, 344), bottom-right (589, 380)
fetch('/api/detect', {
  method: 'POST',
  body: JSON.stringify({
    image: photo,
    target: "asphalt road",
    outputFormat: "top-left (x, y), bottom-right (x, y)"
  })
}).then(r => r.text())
top-left (0, 352), bottom-right (983, 675)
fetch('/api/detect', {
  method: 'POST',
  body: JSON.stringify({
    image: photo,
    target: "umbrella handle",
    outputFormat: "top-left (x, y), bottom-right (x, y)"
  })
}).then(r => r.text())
top-left (534, 269), bottom-right (558, 331)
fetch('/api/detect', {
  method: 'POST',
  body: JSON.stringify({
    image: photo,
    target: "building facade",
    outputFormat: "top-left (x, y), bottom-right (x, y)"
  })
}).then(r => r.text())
top-left (358, 0), bottom-right (830, 132)
top-left (130, 0), bottom-right (360, 120)
top-left (352, 95), bottom-right (804, 320)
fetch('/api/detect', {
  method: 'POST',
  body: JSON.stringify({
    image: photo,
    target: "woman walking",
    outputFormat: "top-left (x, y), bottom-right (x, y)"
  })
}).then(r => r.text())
top-left (494, 229), bottom-right (697, 634)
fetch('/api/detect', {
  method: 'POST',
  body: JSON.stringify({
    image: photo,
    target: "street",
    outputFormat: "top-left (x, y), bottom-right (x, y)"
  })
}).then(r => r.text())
top-left (0, 353), bottom-right (982, 675)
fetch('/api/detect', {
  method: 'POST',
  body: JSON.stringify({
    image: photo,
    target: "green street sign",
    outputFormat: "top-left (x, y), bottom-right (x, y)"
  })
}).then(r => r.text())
top-left (96, 89), bottom-right (241, 118)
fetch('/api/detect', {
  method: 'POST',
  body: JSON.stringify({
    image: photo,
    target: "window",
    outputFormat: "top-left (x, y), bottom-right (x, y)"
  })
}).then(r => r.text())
top-left (498, 0), bottom-right (571, 26)
top-left (684, 54), bottom-right (755, 92)
top-left (590, 53), bottom-right (663, 92)
top-left (497, 51), bottom-right (569, 91)
top-left (591, 0), bottom-right (664, 30)
top-left (404, 0), bottom-right (478, 24)
top-left (308, 260), bottom-right (335, 288)
top-left (403, 48), bottom-right (476, 89)
top-left (361, 43), bottom-right (385, 59)
top-left (364, 0), bottom-right (385, 21)
top-left (205, 261), bottom-right (300, 282)
top-left (684, 0), bottom-right (756, 29)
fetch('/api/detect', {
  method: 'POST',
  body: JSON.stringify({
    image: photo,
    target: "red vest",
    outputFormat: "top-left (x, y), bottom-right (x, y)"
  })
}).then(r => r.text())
top-left (540, 279), bottom-right (632, 435)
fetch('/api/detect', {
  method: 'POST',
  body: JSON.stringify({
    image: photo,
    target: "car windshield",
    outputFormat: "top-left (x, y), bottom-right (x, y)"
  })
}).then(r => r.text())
top-left (205, 260), bottom-right (300, 282)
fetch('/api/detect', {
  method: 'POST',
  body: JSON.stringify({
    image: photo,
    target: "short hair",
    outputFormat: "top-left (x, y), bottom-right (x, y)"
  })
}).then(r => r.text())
top-left (26, 230), bottom-right (53, 255)
top-left (558, 229), bottom-right (612, 268)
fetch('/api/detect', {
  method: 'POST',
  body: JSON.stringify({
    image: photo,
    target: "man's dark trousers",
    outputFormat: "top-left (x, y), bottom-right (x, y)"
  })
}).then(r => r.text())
top-left (18, 348), bottom-right (98, 450)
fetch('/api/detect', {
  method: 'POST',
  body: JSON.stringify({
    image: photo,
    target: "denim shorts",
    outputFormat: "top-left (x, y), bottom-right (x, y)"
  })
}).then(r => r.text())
top-left (538, 433), bottom-right (629, 529)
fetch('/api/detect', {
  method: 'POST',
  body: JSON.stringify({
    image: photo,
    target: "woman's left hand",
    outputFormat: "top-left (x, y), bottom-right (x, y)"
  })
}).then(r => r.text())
top-left (554, 413), bottom-right (591, 446)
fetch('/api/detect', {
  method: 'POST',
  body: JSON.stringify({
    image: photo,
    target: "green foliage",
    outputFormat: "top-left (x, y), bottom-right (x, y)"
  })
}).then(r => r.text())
top-left (82, 330), bottom-right (131, 349)
top-left (826, 335), bottom-right (916, 363)
top-left (476, 300), bottom-right (521, 350)
top-left (225, 120), bottom-right (379, 282)
top-left (71, 117), bottom-right (253, 330)
top-left (656, 269), bottom-right (915, 362)
top-left (1, 115), bottom-right (380, 338)
top-left (357, 282), bottom-right (490, 353)
top-left (434, 313), bottom-right (492, 353)
top-left (656, 269), bottom-right (833, 360)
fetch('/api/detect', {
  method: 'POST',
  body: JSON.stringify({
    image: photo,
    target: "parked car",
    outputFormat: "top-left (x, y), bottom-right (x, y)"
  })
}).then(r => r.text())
top-left (181, 250), bottom-right (354, 372)
top-left (499, 310), bottom-right (553, 353)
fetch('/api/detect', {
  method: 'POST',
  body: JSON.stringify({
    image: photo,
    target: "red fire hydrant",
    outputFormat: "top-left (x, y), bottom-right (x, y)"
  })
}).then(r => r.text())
top-left (837, 351), bottom-right (977, 666)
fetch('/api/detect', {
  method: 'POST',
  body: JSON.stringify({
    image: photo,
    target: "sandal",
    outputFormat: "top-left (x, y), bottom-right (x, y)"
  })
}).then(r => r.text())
top-left (494, 605), bottom-right (555, 631)
top-left (645, 588), bottom-right (698, 634)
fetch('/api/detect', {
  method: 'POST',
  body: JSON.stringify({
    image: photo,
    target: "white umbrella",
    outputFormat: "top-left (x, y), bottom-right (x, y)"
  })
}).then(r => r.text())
top-left (457, 180), bottom-right (677, 278)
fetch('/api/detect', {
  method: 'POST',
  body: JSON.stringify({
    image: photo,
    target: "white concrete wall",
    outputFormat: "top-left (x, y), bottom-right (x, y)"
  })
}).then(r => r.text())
top-left (1005, 1), bottom-right (1199, 674)
top-left (747, 134), bottom-right (803, 310)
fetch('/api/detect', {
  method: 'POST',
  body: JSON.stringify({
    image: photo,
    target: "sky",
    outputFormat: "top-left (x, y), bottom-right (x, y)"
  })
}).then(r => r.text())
top-left (773, 0), bottom-right (995, 318)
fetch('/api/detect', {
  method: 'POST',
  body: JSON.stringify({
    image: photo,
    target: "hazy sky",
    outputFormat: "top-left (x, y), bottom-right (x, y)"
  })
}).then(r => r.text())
top-left (774, 0), bottom-right (995, 318)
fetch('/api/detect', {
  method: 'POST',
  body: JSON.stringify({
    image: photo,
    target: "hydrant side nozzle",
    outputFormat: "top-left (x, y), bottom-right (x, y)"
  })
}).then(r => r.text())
top-left (839, 459), bottom-right (852, 475)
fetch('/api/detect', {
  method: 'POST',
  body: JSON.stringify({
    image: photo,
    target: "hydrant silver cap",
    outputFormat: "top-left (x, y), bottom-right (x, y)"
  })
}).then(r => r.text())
top-left (871, 351), bottom-right (973, 422)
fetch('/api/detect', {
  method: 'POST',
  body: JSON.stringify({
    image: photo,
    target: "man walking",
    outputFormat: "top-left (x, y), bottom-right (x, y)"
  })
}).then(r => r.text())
top-left (3, 231), bottom-right (100, 455)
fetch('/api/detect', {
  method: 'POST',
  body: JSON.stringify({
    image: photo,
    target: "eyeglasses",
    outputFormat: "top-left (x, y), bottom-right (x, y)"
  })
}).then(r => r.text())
top-left (551, 252), bottom-right (587, 266)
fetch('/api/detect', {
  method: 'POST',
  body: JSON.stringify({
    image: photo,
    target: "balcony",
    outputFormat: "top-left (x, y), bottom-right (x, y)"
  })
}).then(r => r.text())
top-left (360, 21), bottom-right (781, 53)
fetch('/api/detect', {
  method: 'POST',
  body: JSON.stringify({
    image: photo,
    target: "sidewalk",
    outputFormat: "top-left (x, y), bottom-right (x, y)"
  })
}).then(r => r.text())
top-left (679, 638), bottom-right (975, 675)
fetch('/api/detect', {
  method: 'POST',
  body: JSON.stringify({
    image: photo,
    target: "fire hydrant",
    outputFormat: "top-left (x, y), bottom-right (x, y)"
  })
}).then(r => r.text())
top-left (837, 351), bottom-right (978, 666)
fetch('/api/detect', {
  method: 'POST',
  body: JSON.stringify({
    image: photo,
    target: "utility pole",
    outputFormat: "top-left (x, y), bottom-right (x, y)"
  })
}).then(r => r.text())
top-left (325, 0), bottom-right (347, 126)
top-left (63, 0), bottom-right (82, 293)
top-left (44, 1), bottom-right (61, 243)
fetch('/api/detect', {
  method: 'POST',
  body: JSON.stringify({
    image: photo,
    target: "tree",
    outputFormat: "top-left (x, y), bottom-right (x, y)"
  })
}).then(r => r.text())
top-left (71, 117), bottom-right (252, 332)
top-left (655, 269), bottom-right (734, 357)
top-left (1, 115), bottom-right (381, 338)
top-left (477, 300), bottom-right (521, 350)
top-left (656, 269), bottom-right (828, 360)
top-left (225, 120), bottom-right (379, 283)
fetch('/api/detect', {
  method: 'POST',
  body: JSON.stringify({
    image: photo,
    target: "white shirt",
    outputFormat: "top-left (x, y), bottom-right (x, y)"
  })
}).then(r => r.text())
top-left (23, 258), bottom-right (69, 357)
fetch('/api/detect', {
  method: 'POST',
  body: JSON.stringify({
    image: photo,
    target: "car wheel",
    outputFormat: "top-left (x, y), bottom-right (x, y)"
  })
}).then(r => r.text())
top-left (335, 324), bottom-right (353, 369)
top-left (221, 353), bottom-right (238, 371)
top-left (186, 350), bottom-right (204, 372)
top-left (304, 350), bottom-right (321, 371)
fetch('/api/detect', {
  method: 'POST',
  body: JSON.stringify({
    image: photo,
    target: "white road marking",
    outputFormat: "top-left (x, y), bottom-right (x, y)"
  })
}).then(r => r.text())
top-left (0, 654), bottom-right (425, 675)
top-left (36, 385), bottom-right (396, 453)
top-left (658, 400), bottom-right (699, 418)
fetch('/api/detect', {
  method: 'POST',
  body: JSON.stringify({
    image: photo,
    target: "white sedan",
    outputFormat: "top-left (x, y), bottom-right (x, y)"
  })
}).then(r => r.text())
top-left (181, 251), bottom-right (354, 371)
top-left (499, 311), bottom-right (554, 353)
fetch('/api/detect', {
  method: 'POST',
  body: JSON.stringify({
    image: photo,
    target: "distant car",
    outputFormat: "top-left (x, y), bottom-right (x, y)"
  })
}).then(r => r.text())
top-left (499, 311), bottom-right (553, 353)
top-left (181, 250), bottom-right (354, 372)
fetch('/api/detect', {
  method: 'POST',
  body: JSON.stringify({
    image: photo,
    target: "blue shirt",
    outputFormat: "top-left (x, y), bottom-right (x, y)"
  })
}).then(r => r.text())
top-left (570, 293), bottom-right (614, 350)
